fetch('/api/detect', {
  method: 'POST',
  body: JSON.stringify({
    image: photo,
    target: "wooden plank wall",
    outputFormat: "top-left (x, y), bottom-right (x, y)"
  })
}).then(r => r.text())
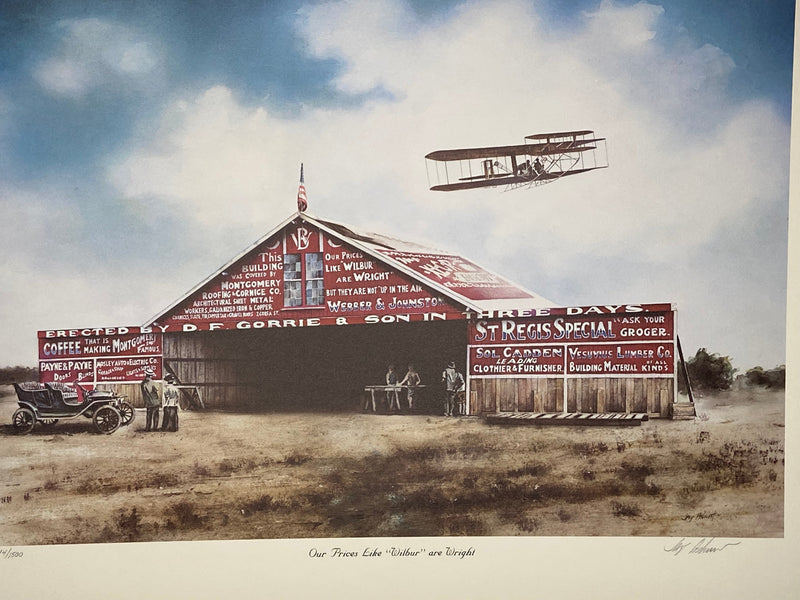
top-left (566, 377), bottom-right (672, 416)
top-left (470, 378), bottom-right (563, 415)
top-left (162, 333), bottom-right (254, 409)
top-left (106, 383), bottom-right (142, 407)
top-left (472, 377), bottom-right (673, 417)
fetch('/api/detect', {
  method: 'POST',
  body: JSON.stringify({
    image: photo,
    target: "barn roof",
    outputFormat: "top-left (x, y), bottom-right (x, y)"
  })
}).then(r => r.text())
top-left (145, 210), bottom-right (556, 326)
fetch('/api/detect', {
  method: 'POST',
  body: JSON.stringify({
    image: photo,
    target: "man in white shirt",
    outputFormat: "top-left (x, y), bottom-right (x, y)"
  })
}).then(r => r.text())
top-left (161, 373), bottom-right (180, 432)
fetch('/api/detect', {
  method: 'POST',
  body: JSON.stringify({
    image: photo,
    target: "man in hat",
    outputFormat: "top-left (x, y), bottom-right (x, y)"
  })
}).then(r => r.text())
top-left (441, 361), bottom-right (465, 417)
top-left (140, 368), bottom-right (161, 432)
top-left (161, 373), bottom-right (180, 432)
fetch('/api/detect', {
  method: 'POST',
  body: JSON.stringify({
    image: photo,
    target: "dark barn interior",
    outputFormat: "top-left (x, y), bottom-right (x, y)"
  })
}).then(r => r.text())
top-left (164, 319), bottom-right (467, 412)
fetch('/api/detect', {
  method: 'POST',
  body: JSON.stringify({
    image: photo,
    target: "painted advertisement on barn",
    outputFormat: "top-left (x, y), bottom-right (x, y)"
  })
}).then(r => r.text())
top-left (374, 249), bottom-right (535, 301)
top-left (467, 304), bottom-right (675, 377)
top-left (38, 328), bottom-right (163, 384)
top-left (152, 220), bottom-right (466, 331)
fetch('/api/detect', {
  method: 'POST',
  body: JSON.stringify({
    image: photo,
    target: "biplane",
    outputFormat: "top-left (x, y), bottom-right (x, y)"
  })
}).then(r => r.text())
top-left (425, 130), bottom-right (608, 192)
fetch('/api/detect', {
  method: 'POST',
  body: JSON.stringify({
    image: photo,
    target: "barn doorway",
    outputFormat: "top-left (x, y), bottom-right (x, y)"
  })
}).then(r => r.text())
top-left (165, 320), bottom-right (467, 412)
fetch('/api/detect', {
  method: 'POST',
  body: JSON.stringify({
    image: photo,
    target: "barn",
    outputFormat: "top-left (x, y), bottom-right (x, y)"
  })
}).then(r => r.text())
top-left (38, 210), bottom-right (683, 418)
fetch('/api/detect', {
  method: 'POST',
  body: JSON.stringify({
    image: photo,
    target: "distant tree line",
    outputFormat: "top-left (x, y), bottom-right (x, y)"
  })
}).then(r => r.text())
top-left (678, 348), bottom-right (785, 392)
top-left (744, 365), bottom-right (786, 389)
top-left (0, 366), bottom-right (39, 385)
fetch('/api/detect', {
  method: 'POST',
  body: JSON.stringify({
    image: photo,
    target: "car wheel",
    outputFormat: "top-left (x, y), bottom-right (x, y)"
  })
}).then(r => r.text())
top-left (93, 406), bottom-right (121, 434)
top-left (118, 402), bottom-right (135, 426)
top-left (12, 408), bottom-right (35, 434)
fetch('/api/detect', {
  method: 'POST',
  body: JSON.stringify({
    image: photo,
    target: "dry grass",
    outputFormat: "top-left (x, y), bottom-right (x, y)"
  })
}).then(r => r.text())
top-left (0, 386), bottom-right (784, 544)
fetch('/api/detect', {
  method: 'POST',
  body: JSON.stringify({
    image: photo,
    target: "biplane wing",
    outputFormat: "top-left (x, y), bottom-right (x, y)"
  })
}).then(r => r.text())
top-left (429, 168), bottom-right (598, 192)
top-left (425, 138), bottom-right (603, 161)
top-left (425, 129), bottom-right (608, 192)
top-left (525, 129), bottom-right (594, 140)
top-left (426, 143), bottom-right (543, 162)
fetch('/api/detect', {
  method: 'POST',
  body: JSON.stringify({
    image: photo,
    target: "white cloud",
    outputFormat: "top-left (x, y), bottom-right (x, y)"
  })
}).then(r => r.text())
top-left (583, 0), bottom-right (663, 48)
top-left (117, 41), bottom-right (159, 74)
top-left (34, 17), bottom-right (161, 98)
top-left (92, 0), bottom-right (789, 370)
top-left (0, 179), bottom-right (206, 365)
top-left (108, 86), bottom-right (309, 230)
top-left (0, 185), bottom-right (104, 363)
top-left (33, 58), bottom-right (93, 98)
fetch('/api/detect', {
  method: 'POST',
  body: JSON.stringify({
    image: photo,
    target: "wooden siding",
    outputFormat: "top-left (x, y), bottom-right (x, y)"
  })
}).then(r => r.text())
top-left (107, 383), bottom-right (142, 407)
top-left (471, 377), bottom-right (673, 417)
top-left (163, 333), bottom-right (254, 409)
top-left (470, 378), bottom-right (563, 415)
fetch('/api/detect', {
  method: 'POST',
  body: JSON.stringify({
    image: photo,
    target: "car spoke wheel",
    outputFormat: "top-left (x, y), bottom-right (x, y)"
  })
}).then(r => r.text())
top-left (40, 419), bottom-right (59, 427)
top-left (118, 402), bottom-right (135, 426)
top-left (13, 408), bottom-right (35, 434)
top-left (93, 406), bottom-right (121, 434)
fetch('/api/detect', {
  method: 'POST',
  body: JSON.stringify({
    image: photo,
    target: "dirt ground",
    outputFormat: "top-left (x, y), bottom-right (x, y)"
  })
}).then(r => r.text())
top-left (0, 385), bottom-right (784, 545)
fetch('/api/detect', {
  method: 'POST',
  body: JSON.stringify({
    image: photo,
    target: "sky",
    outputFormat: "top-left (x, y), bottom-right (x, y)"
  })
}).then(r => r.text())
top-left (0, 0), bottom-right (794, 371)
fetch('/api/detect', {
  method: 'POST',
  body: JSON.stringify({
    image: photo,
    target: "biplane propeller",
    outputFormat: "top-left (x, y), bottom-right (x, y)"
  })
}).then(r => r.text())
top-left (425, 130), bottom-right (608, 192)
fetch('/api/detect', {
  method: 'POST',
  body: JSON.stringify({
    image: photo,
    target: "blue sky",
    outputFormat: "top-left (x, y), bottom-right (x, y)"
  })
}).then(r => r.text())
top-left (0, 0), bottom-right (794, 370)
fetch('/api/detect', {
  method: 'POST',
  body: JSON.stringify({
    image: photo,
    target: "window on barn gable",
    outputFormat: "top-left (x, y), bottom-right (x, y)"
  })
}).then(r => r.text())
top-left (284, 252), bottom-right (324, 307)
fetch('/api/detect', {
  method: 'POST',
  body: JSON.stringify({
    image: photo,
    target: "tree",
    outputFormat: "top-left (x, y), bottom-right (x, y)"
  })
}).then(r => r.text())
top-left (745, 365), bottom-right (785, 389)
top-left (0, 366), bottom-right (39, 385)
top-left (681, 348), bottom-right (735, 392)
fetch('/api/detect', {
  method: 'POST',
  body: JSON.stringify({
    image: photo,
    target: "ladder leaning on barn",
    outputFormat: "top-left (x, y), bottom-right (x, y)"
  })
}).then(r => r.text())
top-left (672, 336), bottom-right (697, 420)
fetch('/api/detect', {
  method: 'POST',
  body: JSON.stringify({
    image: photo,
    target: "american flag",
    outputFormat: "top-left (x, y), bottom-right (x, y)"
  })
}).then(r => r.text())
top-left (297, 163), bottom-right (308, 212)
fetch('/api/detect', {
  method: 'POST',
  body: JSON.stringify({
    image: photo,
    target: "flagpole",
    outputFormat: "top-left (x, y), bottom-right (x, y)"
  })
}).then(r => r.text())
top-left (297, 163), bottom-right (308, 213)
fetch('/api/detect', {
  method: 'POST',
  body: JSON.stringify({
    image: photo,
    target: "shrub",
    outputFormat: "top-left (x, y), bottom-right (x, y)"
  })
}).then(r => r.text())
top-left (695, 444), bottom-right (759, 487)
top-left (611, 501), bottom-right (640, 517)
top-left (193, 462), bottom-right (211, 477)
top-left (572, 441), bottom-right (609, 456)
top-left (242, 494), bottom-right (275, 514)
top-left (117, 507), bottom-right (142, 540)
top-left (618, 461), bottom-right (655, 495)
top-left (144, 472), bottom-right (180, 488)
top-left (169, 500), bottom-right (204, 528)
top-left (283, 452), bottom-right (311, 466)
top-left (745, 366), bottom-right (785, 389)
top-left (645, 481), bottom-right (661, 496)
top-left (508, 463), bottom-right (550, 478)
top-left (618, 461), bottom-right (654, 481)
top-left (515, 516), bottom-right (539, 533)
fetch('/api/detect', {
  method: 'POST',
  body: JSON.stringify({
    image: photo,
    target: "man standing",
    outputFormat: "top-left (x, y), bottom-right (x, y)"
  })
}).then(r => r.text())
top-left (400, 364), bottom-right (421, 410)
top-left (441, 361), bottom-right (465, 417)
top-left (385, 364), bottom-right (401, 412)
top-left (162, 373), bottom-right (180, 432)
top-left (140, 368), bottom-right (161, 432)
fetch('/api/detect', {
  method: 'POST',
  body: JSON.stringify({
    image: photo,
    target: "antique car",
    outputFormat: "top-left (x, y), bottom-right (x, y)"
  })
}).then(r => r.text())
top-left (12, 382), bottom-right (135, 434)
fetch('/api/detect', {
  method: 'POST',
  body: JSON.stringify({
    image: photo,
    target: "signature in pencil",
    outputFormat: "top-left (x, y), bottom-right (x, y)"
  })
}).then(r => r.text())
top-left (664, 538), bottom-right (741, 556)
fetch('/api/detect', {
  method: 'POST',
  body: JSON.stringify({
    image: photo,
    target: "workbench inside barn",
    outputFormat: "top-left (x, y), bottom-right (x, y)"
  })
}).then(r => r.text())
top-left (363, 384), bottom-right (430, 412)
